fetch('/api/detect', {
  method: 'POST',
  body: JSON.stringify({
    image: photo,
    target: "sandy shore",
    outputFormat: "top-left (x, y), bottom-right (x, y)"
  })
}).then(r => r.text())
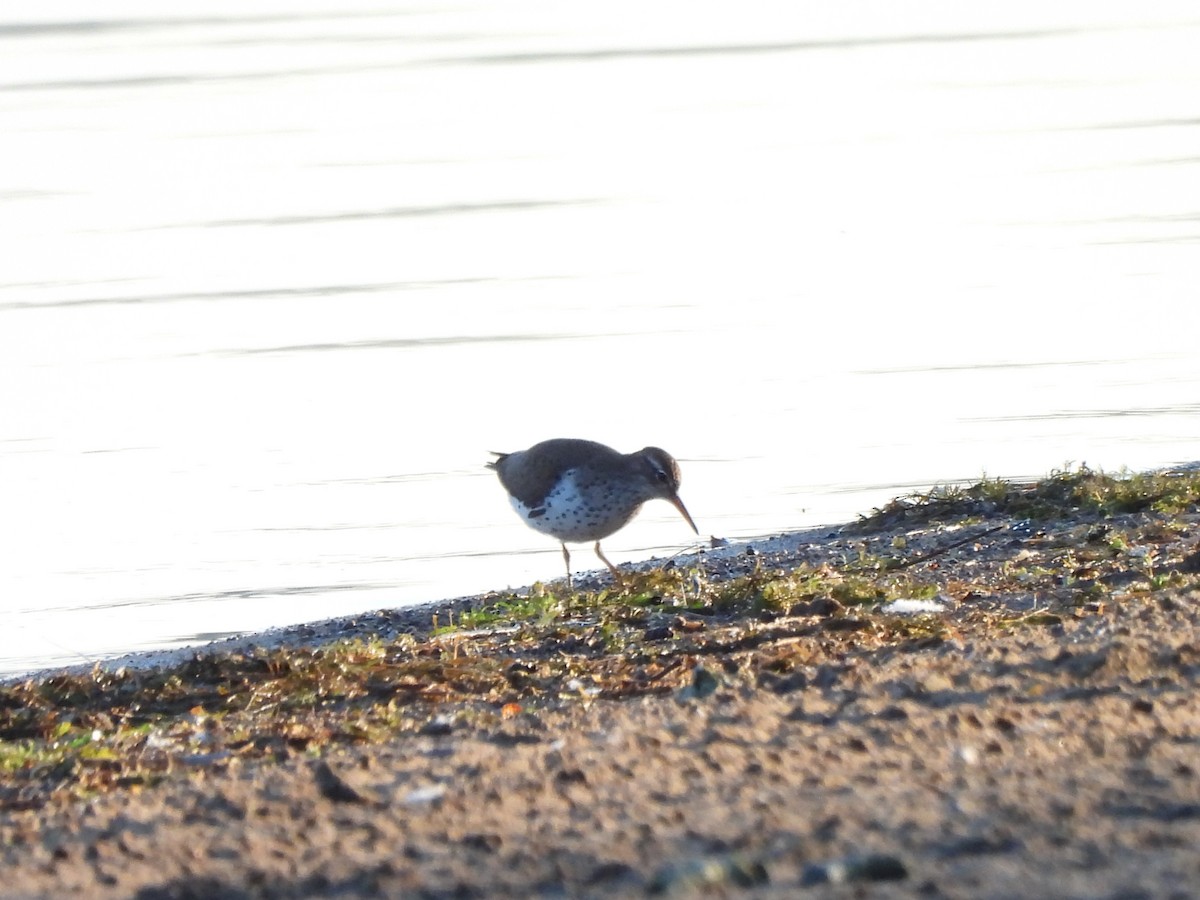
top-left (1, 472), bottom-right (1198, 898)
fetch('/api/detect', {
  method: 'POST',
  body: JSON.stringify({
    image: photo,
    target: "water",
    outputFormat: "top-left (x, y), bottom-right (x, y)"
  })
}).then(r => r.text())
top-left (2, 1), bottom-right (1198, 676)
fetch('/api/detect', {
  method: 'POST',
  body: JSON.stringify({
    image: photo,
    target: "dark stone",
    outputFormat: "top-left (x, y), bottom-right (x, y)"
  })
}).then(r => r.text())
top-left (800, 853), bottom-right (908, 886)
top-left (310, 760), bottom-right (367, 805)
top-left (419, 718), bottom-right (454, 737)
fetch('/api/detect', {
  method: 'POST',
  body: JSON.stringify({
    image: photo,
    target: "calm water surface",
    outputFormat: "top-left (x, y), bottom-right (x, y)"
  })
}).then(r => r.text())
top-left (2, 1), bottom-right (1198, 675)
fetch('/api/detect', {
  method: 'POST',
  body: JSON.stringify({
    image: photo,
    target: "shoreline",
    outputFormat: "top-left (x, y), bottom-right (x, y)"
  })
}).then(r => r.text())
top-left (7, 523), bottom-right (841, 686)
top-left (17, 461), bottom-right (1199, 686)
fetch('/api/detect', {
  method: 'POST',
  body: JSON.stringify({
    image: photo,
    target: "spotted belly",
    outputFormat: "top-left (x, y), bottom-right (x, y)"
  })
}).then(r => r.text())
top-left (508, 469), bottom-right (639, 544)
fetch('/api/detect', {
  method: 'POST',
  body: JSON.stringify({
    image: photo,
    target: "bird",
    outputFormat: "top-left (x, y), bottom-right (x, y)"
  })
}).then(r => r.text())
top-left (488, 438), bottom-right (698, 587)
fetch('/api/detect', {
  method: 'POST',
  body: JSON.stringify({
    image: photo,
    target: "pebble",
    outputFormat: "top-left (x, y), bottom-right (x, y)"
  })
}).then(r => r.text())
top-left (402, 784), bottom-right (447, 807)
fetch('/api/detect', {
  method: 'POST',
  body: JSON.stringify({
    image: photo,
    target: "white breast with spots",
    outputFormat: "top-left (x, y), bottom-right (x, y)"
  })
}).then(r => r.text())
top-left (509, 468), bottom-right (626, 543)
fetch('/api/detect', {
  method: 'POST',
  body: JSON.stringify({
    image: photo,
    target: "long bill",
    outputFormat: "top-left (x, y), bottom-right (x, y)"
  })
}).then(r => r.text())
top-left (668, 494), bottom-right (699, 535)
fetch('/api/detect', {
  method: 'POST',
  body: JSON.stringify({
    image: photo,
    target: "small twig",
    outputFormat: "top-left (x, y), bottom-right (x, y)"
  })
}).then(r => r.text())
top-left (645, 658), bottom-right (685, 684)
top-left (893, 523), bottom-right (1007, 571)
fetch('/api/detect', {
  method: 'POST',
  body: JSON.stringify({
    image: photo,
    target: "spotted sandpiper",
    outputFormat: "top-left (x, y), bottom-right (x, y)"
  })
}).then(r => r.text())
top-left (488, 438), bottom-right (698, 586)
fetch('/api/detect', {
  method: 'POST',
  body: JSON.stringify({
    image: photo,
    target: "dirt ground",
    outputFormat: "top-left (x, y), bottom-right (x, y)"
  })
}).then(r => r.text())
top-left (1, 499), bottom-right (1198, 898)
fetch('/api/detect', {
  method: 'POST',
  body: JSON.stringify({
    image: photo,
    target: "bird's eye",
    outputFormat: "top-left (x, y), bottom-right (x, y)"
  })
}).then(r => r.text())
top-left (654, 468), bottom-right (669, 483)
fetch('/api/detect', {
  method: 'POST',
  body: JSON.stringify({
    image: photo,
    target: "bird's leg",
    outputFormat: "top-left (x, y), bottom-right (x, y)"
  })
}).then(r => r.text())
top-left (560, 543), bottom-right (573, 591)
top-left (594, 541), bottom-right (625, 588)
